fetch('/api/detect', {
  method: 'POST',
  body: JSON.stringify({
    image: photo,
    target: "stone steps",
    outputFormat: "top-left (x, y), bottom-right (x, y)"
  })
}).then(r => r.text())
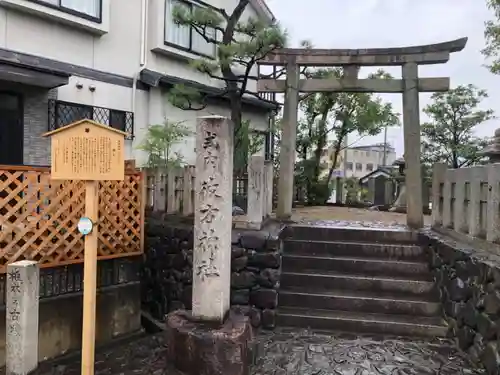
top-left (279, 287), bottom-right (441, 317)
top-left (281, 225), bottom-right (418, 244)
top-left (278, 225), bottom-right (446, 337)
top-left (281, 270), bottom-right (437, 296)
top-left (282, 254), bottom-right (430, 279)
top-left (277, 307), bottom-right (448, 338)
top-left (284, 239), bottom-right (426, 261)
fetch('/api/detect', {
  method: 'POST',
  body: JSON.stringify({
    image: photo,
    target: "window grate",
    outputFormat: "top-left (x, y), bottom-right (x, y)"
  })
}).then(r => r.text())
top-left (48, 99), bottom-right (134, 140)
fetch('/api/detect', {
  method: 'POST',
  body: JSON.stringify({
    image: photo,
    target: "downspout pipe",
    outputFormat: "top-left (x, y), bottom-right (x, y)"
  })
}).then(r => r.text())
top-left (132, 0), bottom-right (148, 126)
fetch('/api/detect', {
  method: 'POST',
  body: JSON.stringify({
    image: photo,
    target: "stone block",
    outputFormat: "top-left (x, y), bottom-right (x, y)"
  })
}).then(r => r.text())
top-left (166, 310), bottom-right (253, 375)
top-left (250, 289), bottom-right (278, 309)
top-left (257, 269), bottom-right (280, 288)
top-left (231, 290), bottom-right (250, 305)
top-left (240, 232), bottom-right (268, 251)
top-left (231, 271), bottom-right (258, 290)
top-left (232, 256), bottom-right (248, 272)
top-left (248, 251), bottom-right (280, 269)
top-left (261, 309), bottom-right (276, 329)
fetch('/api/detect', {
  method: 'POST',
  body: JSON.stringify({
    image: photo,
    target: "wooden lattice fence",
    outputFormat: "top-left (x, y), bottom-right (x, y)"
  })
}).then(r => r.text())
top-left (0, 165), bottom-right (145, 272)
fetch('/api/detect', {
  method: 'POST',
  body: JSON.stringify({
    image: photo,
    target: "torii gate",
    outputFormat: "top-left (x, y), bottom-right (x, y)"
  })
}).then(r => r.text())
top-left (257, 37), bottom-right (467, 229)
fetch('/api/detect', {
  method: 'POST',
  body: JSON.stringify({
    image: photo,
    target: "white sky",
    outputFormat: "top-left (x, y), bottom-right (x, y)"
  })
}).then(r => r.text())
top-left (265, 0), bottom-right (497, 156)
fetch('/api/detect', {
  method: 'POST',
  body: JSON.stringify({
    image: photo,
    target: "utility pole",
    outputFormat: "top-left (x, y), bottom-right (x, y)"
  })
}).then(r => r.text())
top-left (382, 124), bottom-right (388, 166)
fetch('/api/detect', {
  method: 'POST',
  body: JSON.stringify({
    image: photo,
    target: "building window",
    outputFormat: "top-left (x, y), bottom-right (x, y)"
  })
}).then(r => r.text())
top-left (366, 163), bottom-right (374, 172)
top-left (165, 0), bottom-right (217, 58)
top-left (347, 162), bottom-right (353, 171)
top-left (48, 100), bottom-right (134, 140)
top-left (356, 163), bottom-right (362, 171)
top-left (32, 0), bottom-right (101, 21)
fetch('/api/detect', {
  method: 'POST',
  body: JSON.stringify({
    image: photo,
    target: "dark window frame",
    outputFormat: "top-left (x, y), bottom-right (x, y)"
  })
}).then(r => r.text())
top-left (48, 99), bottom-right (134, 140)
top-left (0, 91), bottom-right (24, 166)
top-left (164, 0), bottom-right (217, 59)
top-left (366, 163), bottom-right (374, 172)
top-left (27, 0), bottom-right (103, 23)
top-left (355, 163), bottom-right (363, 171)
top-left (251, 129), bottom-right (272, 161)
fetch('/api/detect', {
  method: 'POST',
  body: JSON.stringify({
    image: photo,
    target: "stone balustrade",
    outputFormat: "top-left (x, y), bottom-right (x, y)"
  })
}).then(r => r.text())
top-left (431, 162), bottom-right (500, 243)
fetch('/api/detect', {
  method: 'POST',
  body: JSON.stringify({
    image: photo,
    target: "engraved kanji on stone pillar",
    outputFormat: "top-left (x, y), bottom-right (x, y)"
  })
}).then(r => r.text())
top-left (247, 155), bottom-right (265, 229)
top-left (192, 116), bottom-right (233, 322)
top-left (6, 260), bottom-right (39, 375)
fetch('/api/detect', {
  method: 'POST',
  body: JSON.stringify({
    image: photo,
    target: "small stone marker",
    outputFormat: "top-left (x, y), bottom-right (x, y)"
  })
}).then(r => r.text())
top-left (44, 119), bottom-right (127, 375)
top-left (192, 116), bottom-right (233, 321)
top-left (6, 260), bottom-right (39, 375)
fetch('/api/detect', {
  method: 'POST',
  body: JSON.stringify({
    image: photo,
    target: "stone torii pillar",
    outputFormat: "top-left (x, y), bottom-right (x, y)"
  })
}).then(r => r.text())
top-left (402, 63), bottom-right (423, 228)
top-left (277, 58), bottom-right (300, 220)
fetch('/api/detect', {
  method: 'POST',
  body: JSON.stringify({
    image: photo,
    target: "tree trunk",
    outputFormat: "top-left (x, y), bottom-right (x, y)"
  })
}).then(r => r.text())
top-left (312, 113), bottom-right (328, 183)
top-left (230, 96), bottom-right (245, 174)
top-left (326, 126), bottom-right (348, 183)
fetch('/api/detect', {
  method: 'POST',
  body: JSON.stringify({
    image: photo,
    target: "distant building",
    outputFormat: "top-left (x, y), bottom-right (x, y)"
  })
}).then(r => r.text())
top-left (321, 143), bottom-right (397, 179)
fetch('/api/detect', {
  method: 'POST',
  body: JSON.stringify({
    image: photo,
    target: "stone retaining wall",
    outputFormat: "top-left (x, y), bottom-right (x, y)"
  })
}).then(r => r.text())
top-left (142, 217), bottom-right (282, 329)
top-left (421, 230), bottom-right (500, 374)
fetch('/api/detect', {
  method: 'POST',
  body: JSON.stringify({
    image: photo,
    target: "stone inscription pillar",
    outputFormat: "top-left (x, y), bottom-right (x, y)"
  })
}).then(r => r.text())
top-left (192, 116), bottom-right (233, 322)
top-left (247, 155), bottom-right (264, 229)
top-left (6, 260), bottom-right (39, 375)
top-left (402, 62), bottom-right (424, 228)
top-left (277, 58), bottom-right (300, 220)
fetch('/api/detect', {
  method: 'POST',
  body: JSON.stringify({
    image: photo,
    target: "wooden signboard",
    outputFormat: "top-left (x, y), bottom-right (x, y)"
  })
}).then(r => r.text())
top-left (44, 119), bottom-right (128, 375)
top-left (44, 119), bottom-right (126, 181)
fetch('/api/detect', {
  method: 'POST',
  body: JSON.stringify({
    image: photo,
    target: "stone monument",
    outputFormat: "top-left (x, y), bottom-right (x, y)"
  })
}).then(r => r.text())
top-left (165, 116), bottom-right (252, 375)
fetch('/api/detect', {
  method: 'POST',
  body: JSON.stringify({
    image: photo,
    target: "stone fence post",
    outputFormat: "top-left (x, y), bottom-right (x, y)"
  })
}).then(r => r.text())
top-left (263, 161), bottom-right (274, 217)
top-left (247, 155), bottom-right (264, 230)
top-left (6, 260), bottom-right (39, 375)
top-left (431, 162), bottom-right (447, 226)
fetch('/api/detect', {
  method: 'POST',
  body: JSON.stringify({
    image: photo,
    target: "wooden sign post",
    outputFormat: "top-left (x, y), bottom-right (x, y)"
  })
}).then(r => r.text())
top-left (44, 120), bottom-right (127, 375)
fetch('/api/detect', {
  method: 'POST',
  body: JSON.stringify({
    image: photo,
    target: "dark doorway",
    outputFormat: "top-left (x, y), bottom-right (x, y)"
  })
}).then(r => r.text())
top-left (0, 92), bottom-right (23, 165)
top-left (373, 175), bottom-right (388, 206)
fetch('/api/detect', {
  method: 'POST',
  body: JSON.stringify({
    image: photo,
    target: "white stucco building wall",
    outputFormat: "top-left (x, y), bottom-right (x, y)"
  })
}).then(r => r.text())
top-left (0, 0), bottom-right (276, 166)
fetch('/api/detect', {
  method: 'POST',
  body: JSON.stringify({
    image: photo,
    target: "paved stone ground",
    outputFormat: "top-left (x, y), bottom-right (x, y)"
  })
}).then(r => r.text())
top-left (284, 206), bottom-right (433, 226)
top-left (253, 328), bottom-right (484, 375)
top-left (29, 328), bottom-right (484, 375)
